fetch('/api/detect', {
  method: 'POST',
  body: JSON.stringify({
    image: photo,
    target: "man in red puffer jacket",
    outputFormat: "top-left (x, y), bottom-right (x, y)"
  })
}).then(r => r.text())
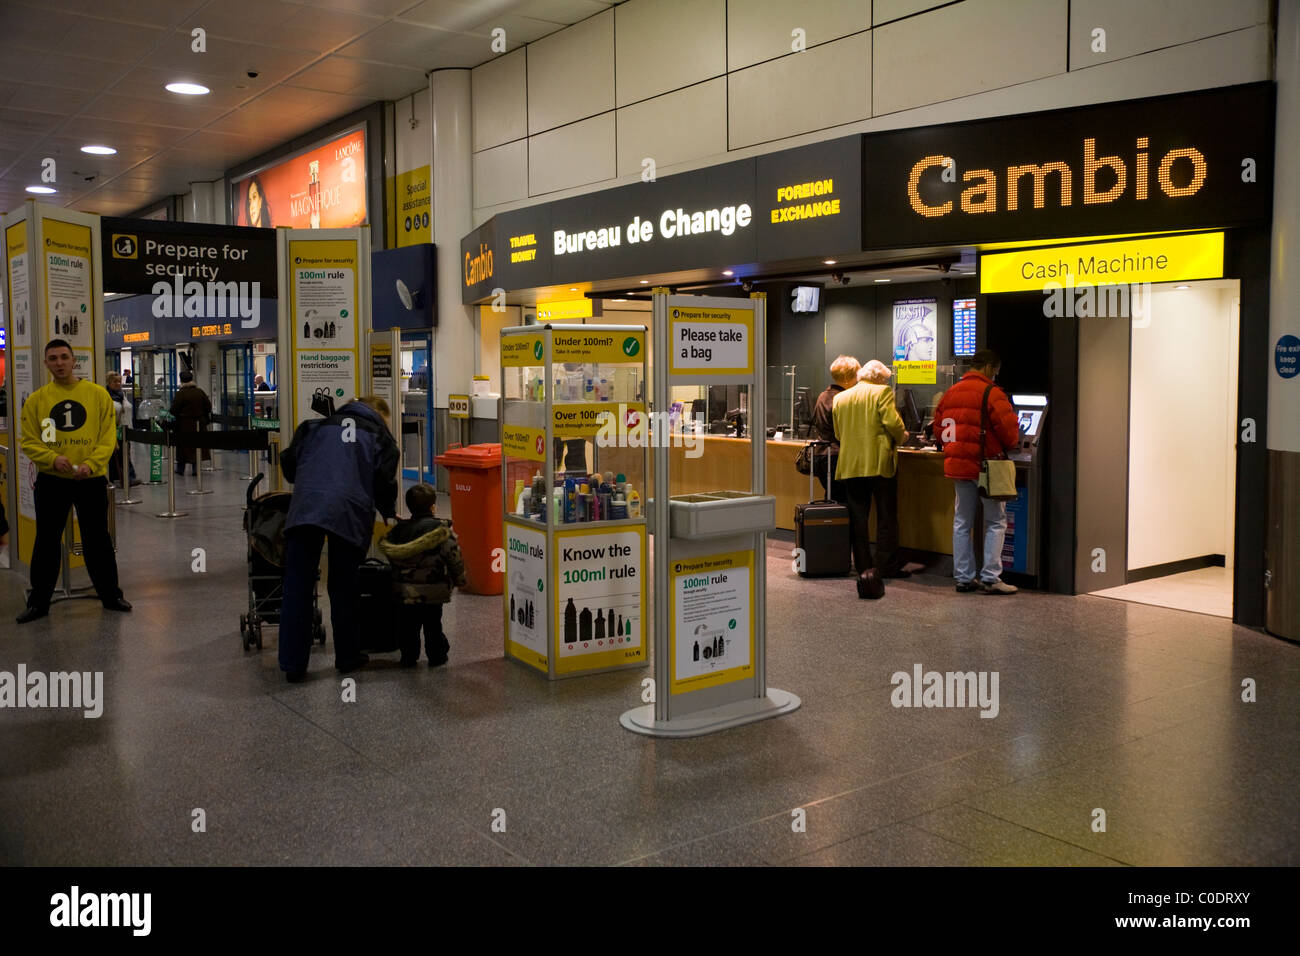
top-left (932, 349), bottom-right (1022, 594)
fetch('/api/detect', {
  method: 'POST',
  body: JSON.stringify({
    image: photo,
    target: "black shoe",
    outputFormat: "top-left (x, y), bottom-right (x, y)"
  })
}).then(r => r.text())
top-left (955, 581), bottom-right (979, 593)
top-left (16, 605), bottom-right (49, 624)
top-left (285, 670), bottom-right (307, 683)
top-left (428, 655), bottom-right (448, 668)
top-left (102, 597), bottom-right (132, 612)
top-left (399, 657), bottom-right (419, 668)
top-left (336, 653), bottom-right (370, 674)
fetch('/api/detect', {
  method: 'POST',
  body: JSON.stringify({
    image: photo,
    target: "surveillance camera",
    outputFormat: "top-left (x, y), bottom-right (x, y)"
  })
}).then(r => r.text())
top-left (741, 280), bottom-right (754, 293)
top-left (831, 272), bottom-right (848, 285)
top-left (247, 70), bottom-right (259, 79)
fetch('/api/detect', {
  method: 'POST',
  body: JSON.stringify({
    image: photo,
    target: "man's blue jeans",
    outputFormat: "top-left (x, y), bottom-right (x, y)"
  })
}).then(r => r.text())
top-left (953, 479), bottom-right (1007, 585)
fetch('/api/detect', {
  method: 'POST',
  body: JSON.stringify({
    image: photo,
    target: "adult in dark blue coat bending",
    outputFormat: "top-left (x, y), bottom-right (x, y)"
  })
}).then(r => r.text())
top-left (278, 396), bottom-right (399, 682)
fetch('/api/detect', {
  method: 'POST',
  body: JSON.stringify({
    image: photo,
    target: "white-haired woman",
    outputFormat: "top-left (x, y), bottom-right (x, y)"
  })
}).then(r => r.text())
top-left (832, 359), bottom-right (909, 588)
top-left (810, 355), bottom-right (860, 500)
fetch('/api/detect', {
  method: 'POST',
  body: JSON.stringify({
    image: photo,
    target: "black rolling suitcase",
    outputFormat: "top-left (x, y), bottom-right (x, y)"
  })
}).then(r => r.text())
top-left (794, 441), bottom-right (851, 577)
top-left (357, 558), bottom-right (399, 652)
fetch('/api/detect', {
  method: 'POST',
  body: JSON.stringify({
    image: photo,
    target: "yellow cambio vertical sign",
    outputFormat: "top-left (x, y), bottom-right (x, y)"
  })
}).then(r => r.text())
top-left (395, 165), bottom-right (430, 247)
top-left (289, 239), bottom-right (361, 425)
top-left (979, 232), bottom-right (1225, 293)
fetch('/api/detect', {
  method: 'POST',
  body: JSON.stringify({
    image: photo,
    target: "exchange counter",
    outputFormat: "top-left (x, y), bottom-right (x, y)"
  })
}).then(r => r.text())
top-left (602, 438), bottom-right (955, 554)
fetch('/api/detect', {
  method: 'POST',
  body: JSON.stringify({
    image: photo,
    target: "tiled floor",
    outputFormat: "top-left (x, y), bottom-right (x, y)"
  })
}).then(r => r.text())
top-left (1, 466), bottom-right (1297, 866)
top-left (1091, 566), bottom-right (1234, 618)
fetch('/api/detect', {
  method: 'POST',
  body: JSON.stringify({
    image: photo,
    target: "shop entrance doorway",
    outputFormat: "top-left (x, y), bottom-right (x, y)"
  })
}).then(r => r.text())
top-left (1090, 279), bottom-right (1241, 617)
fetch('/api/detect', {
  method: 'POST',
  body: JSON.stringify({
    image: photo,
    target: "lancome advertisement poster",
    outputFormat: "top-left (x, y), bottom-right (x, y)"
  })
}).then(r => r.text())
top-left (231, 127), bottom-right (367, 230)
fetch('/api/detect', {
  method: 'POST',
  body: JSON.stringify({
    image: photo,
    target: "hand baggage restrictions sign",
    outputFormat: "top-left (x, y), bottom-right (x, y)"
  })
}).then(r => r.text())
top-left (668, 305), bottom-right (753, 376)
top-left (553, 526), bottom-right (645, 674)
top-left (670, 550), bottom-right (754, 693)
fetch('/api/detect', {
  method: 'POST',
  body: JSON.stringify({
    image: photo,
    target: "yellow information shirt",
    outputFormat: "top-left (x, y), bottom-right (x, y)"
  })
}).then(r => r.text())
top-left (20, 379), bottom-right (118, 478)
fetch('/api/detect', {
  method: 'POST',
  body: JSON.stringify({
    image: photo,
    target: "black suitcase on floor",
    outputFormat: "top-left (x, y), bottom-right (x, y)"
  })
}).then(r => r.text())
top-left (795, 441), bottom-right (852, 577)
top-left (357, 558), bottom-right (399, 652)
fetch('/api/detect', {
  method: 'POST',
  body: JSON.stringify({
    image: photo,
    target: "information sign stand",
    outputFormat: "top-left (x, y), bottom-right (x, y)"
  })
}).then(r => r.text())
top-left (621, 291), bottom-right (800, 737)
top-left (500, 323), bottom-right (649, 679)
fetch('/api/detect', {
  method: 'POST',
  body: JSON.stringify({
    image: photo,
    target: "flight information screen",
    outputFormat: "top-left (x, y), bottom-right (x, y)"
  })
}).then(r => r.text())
top-left (953, 298), bottom-right (977, 356)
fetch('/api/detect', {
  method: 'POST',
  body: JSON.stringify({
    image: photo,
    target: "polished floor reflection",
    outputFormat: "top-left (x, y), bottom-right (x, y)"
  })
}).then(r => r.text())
top-left (1, 465), bottom-right (1296, 866)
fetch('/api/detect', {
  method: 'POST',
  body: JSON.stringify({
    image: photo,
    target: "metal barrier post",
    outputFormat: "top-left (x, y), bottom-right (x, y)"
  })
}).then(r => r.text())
top-left (270, 434), bottom-right (283, 492)
top-left (157, 441), bottom-right (188, 518)
top-left (187, 436), bottom-right (213, 496)
top-left (417, 418), bottom-right (426, 487)
top-left (117, 432), bottom-right (140, 505)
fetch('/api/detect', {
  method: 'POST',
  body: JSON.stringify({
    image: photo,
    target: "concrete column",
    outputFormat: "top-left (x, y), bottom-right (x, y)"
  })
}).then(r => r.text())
top-left (429, 69), bottom-right (475, 410)
top-left (185, 181), bottom-right (219, 224)
top-left (1267, 0), bottom-right (1300, 638)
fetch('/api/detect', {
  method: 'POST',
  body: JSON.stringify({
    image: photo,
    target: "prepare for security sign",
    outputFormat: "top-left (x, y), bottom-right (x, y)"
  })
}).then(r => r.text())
top-left (669, 305), bottom-right (753, 376)
top-left (671, 550), bottom-right (754, 693)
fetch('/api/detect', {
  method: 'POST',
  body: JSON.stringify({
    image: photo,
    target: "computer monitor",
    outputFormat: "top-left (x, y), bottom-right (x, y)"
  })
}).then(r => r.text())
top-left (899, 388), bottom-right (923, 433)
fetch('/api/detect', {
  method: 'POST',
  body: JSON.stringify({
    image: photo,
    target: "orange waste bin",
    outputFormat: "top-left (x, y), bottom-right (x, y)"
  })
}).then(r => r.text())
top-left (434, 443), bottom-right (503, 595)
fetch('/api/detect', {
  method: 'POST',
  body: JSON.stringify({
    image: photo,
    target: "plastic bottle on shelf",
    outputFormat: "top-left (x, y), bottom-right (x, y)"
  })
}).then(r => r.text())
top-left (514, 479), bottom-right (527, 515)
top-left (627, 486), bottom-right (641, 518)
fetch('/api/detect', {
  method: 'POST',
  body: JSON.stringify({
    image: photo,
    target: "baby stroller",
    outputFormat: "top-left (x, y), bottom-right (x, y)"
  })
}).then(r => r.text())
top-left (239, 473), bottom-right (326, 651)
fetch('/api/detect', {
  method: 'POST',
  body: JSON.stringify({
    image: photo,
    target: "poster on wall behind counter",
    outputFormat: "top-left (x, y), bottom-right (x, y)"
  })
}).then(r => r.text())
top-left (553, 526), bottom-right (645, 672)
top-left (42, 219), bottom-right (94, 354)
top-left (506, 521), bottom-right (548, 670)
top-left (233, 127), bottom-right (367, 230)
top-left (892, 298), bottom-right (937, 385)
top-left (671, 549), bottom-right (754, 693)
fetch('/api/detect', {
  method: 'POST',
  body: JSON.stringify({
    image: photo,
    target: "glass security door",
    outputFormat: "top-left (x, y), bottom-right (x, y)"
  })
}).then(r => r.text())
top-left (221, 343), bottom-right (253, 425)
top-left (400, 332), bottom-right (434, 481)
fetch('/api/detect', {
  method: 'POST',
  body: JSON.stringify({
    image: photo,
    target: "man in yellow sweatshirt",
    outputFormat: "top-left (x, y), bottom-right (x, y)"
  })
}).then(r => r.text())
top-left (17, 339), bottom-right (132, 623)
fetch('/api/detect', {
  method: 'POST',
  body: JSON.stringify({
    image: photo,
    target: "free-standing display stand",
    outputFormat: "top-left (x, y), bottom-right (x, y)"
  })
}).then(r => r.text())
top-left (500, 323), bottom-right (649, 679)
top-left (621, 291), bottom-right (800, 737)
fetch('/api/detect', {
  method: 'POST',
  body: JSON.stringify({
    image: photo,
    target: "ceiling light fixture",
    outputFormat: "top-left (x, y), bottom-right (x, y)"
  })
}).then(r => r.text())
top-left (639, 280), bottom-right (648, 284)
top-left (165, 82), bottom-right (210, 95)
top-left (569, 287), bottom-right (577, 292)
top-left (1175, 284), bottom-right (1191, 290)
top-left (874, 278), bottom-right (891, 283)
top-left (722, 270), bottom-right (734, 276)
top-left (823, 259), bottom-right (837, 265)
top-left (81, 145), bottom-right (117, 156)
top-left (26, 185), bottom-right (57, 194)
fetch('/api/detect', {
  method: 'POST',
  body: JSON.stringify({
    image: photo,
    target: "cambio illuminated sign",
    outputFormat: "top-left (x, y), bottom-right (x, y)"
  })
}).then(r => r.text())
top-left (553, 204), bottom-right (752, 256)
top-left (907, 138), bottom-right (1207, 219)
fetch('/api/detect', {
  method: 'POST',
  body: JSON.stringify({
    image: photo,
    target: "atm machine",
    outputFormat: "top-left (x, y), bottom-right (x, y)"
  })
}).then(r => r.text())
top-left (1003, 393), bottom-right (1048, 582)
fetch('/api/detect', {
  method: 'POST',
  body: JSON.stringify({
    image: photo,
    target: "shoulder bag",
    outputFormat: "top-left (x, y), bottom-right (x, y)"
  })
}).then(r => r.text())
top-left (977, 383), bottom-right (1018, 500)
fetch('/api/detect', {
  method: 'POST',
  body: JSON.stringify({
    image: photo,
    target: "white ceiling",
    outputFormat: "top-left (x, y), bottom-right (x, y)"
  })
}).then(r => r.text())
top-left (0, 0), bottom-right (616, 216)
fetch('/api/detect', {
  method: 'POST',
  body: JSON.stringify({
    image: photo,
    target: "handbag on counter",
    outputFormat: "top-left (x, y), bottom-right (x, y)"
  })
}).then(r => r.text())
top-left (795, 441), bottom-right (815, 475)
top-left (977, 383), bottom-right (1018, 501)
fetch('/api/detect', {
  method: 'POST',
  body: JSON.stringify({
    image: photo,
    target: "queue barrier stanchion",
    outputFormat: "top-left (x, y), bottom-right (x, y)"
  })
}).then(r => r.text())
top-left (187, 430), bottom-right (213, 497)
top-left (157, 434), bottom-right (188, 519)
top-left (418, 418), bottom-right (426, 487)
top-left (117, 430), bottom-right (141, 505)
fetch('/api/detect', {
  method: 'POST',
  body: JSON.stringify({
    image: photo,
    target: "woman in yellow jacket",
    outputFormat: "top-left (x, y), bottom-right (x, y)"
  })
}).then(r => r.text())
top-left (832, 360), bottom-right (908, 581)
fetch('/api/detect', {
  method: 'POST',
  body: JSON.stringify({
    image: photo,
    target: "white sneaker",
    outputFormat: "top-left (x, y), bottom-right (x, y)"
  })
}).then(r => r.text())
top-left (981, 579), bottom-right (1018, 594)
